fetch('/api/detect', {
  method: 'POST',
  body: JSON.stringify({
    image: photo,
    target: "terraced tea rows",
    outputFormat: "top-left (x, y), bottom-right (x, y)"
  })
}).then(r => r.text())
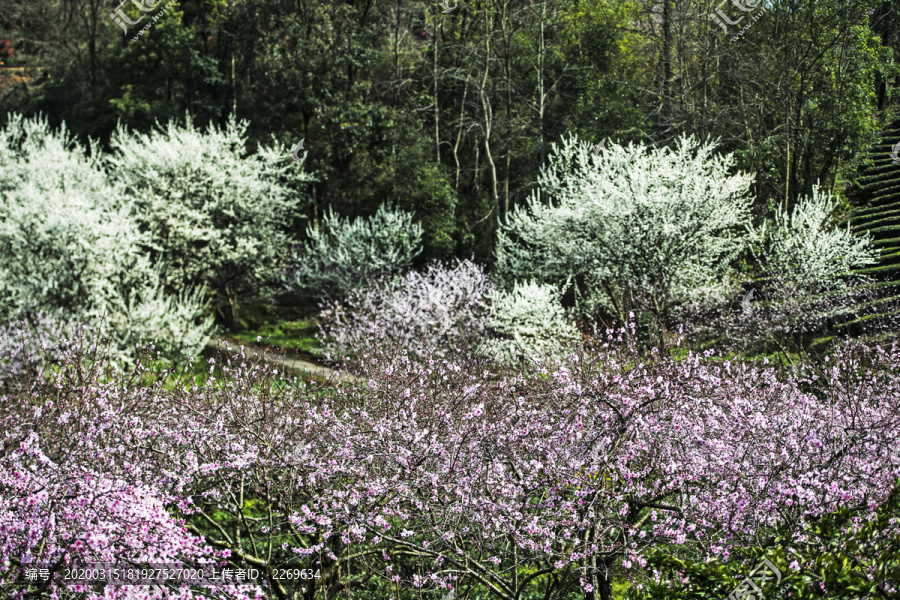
top-left (847, 120), bottom-right (900, 279)
top-left (820, 120), bottom-right (900, 344)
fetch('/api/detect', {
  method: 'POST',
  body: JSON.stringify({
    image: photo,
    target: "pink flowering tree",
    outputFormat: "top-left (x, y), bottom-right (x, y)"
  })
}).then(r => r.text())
top-left (0, 336), bottom-right (266, 600)
top-left (160, 329), bottom-right (900, 600)
top-left (274, 330), bottom-right (899, 600)
top-left (3, 324), bottom-right (899, 600)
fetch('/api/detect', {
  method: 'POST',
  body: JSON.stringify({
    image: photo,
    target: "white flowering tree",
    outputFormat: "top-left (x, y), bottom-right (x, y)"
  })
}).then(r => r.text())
top-left (482, 280), bottom-right (581, 365)
top-left (496, 134), bottom-right (755, 325)
top-left (318, 260), bottom-right (579, 366)
top-left (290, 203), bottom-right (424, 302)
top-left (684, 185), bottom-right (880, 354)
top-left (755, 184), bottom-right (876, 289)
top-left (0, 114), bottom-right (212, 363)
top-left (318, 259), bottom-right (489, 361)
top-left (105, 114), bottom-right (310, 327)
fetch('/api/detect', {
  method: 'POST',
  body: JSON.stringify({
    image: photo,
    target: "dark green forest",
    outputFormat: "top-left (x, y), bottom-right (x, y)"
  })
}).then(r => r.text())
top-left (3, 0), bottom-right (899, 266)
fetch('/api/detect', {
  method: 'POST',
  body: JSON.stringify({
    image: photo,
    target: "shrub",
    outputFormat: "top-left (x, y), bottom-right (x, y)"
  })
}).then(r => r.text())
top-left (496, 133), bottom-right (754, 326)
top-left (755, 184), bottom-right (876, 289)
top-left (2, 324), bottom-right (900, 600)
top-left (317, 258), bottom-right (491, 361)
top-left (317, 261), bottom-right (580, 365)
top-left (105, 114), bottom-right (310, 328)
top-left (0, 334), bottom-right (267, 600)
top-left (0, 113), bottom-right (211, 364)
top-left (289, 203), bottom-right (424, 303)
top-left (481, 280), bottom-right (581, 365)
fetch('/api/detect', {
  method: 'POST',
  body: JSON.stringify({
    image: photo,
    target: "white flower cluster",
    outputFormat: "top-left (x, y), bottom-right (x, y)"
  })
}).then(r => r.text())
top-left (496, 133), bottom-right (755, 323)
top-left (290, 203), bottom-right (424, 302)
top-left (482, 280), bottom-right (581, 365)
top-left (105, 113), bottom-right (310, 325)
top-left (0, 114), bottom-right (212, 362)
top-left (755, 183), bottom-right (875, 289)
top-left (319, 260), bottom-right (579, 365)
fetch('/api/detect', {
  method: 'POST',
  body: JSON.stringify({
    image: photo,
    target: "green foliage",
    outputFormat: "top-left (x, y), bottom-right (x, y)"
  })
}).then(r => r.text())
top-left (386, 142), bottom-right (458, 262)
top-left (624, 483), bottom-right (900, 600)
top-left (553, 0), bottom-right (649, 139)
top-left (290, 203), bottom-right (424, 303)
top-left (104, 0), bottom-right (228, 133)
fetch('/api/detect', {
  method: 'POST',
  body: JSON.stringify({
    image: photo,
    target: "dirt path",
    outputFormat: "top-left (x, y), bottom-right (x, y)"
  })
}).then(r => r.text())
top-left (205, 337), bottom-right (356, 383)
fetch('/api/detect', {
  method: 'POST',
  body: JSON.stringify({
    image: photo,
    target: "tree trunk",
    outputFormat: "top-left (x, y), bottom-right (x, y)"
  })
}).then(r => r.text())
top-left (434, 19), bottom-right (441, 163)
top-left (453, 81), bottom-right (468, 191)
top-left (232, 53), bottom-right (237, 116)
top-left (662, 0), bottom-right (671, 117)
top-left (501, 0), bottom-right (512, 225)
top-left (536, 0), bottom-right (547, 169)
top-left (480, 3), bottom-right (501, 230)
top-left (584, 556), bottom-right (615, 600)
top-left (597, 567), bottom-right (613, 600)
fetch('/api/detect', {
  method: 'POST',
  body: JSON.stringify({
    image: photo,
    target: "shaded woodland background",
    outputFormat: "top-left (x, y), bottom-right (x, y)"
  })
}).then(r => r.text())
top-left (2, 0), bottom-right (898, 268)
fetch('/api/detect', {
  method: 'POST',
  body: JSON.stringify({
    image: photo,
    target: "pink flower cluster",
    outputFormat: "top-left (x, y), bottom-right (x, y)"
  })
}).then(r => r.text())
top-left (0, 342), bottom-right (266, 599)
top-left (2, 326), bottom-right (899, 599)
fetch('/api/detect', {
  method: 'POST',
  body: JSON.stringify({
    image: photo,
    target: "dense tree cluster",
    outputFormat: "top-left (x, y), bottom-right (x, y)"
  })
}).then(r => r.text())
top-left (0, 114), bottom-right (213, 363)
top-left (1, 0), bottom-right (896, 266)
top-left (3, 2), bottom-right (900, 599)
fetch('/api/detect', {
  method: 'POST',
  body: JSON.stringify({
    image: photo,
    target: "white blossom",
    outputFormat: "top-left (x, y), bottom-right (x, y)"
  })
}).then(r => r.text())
top-left (496, 133), bottom-right (754, 323)
top-left (482, 280), bottom-right (581, 365)
top-left (0, 114), bottom-right (211, 363)
top-left (290, 203), bottom-right (423, 302)
top-left (105, 113), bottom-right (310, 324)
top-left (755, 183), bottom-right (875, 289)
